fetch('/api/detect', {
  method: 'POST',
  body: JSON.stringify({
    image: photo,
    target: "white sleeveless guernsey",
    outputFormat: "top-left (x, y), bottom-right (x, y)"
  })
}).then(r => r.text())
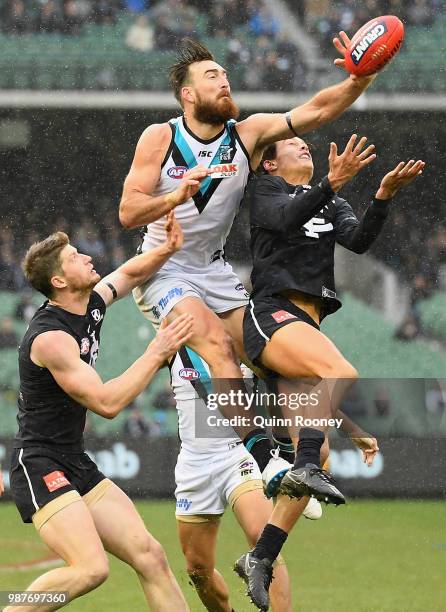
top-left (140, 116), bottom-right (251, 271)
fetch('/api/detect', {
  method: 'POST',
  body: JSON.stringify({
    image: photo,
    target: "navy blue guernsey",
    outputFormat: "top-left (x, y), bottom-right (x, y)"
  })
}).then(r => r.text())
top-left (14, 291), bottom-right (106, 452)
top-left (247, 174), bottom-right (390, 318)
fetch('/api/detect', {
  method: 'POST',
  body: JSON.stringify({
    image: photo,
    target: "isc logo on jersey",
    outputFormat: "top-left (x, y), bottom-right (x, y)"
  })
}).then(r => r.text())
top-left (179, 368), bottom-right (201, 381)
top-left (167, 166), bottom-right (188, 179)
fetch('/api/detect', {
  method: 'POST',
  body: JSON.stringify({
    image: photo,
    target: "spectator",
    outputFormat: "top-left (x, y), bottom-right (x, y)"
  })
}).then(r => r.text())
top-left (123, 405), bottom-right (151, 437)
top-left (154, 13), bottom-right (176, 50)
top-left (14, 292), bottom-right (36, 324)
top-left (37, 1), bottom-right (62, 34)
top-left (248, 2), bottom-right (280, 38)
top-left (0, 317), bottom-right (18, 349)
top-left (126, 15), bottom-right (154, 52)
top-left (125, 0), bottom-right (149, 13)
top-left (0, 247), bottom-right (26, 291)
top-left (61, 0), bottom-right (84, 36)
top-left (4, 0), bottom-right (28, 35)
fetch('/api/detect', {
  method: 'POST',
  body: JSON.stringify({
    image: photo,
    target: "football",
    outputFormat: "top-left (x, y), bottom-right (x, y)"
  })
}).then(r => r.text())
top-left (344, 15), bottom-right (405, 77)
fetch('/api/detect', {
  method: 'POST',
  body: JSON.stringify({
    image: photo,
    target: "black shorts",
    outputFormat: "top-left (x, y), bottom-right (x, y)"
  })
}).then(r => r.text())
top-left (10, 446), bottom-right (106, 524)
top-left (244, 294), bottom-right (320, 367)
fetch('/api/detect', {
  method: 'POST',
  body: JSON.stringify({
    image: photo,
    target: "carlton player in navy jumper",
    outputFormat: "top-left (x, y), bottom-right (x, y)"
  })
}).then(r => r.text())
top-left (119, 38), bottom-right (380, 481)
top-left (7, 214), bottom-right (193, 612)
top-left (235, 136), bottom-right (425, 610)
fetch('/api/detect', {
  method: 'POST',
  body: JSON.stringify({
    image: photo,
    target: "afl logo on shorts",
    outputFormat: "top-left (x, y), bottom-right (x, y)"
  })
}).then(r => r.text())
top-left (179, 368), bottom-right (200, 381)
top-left (167, 166), bottom-right (187, 179)
top-left (80, 337), bottom-right (90, 355)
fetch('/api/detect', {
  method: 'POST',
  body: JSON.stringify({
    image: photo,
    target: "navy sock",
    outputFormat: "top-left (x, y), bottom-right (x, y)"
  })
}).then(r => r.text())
top-left (252, 523), bottom-right (288, 563)
top-left (273, 435), bottom-right (295, 463)
top-left (294, 427), bottom-right (325, 469)
top-left (244, 428), bottom-right (272, 472)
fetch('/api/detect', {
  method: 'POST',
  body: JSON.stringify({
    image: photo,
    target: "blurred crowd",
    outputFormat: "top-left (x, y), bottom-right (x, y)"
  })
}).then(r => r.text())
top-left (301, 0), bottom-right (444, 52)
top-left (0, 218), bottom-right (128, 295)
top-left (1, 0), bottom-right (309, 93)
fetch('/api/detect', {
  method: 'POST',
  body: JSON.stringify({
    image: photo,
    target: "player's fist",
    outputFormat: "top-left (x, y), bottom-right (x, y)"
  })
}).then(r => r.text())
top-left (168, 165), bottom-right (212, 207)
top-left (149, 314), bottom-right (194, 361)
top-left (376, 159), bottom-right (425, 200)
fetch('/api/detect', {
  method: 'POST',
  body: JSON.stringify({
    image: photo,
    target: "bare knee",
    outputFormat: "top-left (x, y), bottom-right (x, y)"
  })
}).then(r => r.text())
top-left (131, 534), bottom-right (169, 577)
top-left (319, 358), bottom-right (358, 381)
top-left (187, 560), bottom-right (214, 587)
top-left (80, 557), bottom-right (109, 591)
top-left (203, 329), bottom-right (237, 365)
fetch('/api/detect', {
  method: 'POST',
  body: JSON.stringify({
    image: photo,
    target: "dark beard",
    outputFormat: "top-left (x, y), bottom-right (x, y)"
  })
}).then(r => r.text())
top-left (193, 94), bottom-right (239, 125)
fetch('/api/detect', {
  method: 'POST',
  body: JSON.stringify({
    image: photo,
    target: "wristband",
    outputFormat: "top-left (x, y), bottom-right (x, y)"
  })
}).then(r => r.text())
top-left (285, 112), bottom-right (299, 137)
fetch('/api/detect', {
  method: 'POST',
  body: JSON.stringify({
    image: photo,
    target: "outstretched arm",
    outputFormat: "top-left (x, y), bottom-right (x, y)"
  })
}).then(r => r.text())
top-left (30, 314), bottom-right (193, 419)
top-left (237, 32), bottom-right (377, 165)
top-left (336, 159), bottom-right (425, 253)
top-left (94, 212), bottom-right (183, 306)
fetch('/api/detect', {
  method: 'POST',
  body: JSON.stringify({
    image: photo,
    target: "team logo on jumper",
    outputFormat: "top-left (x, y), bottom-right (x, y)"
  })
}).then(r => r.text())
top-left (167, 166), bottom-right (188, 179)
top-left (157, 287), bottom-right (183, 312)
top-left (218, 145), bottom-right (234, 162)
top-left (271, 310), bottom-right (297, 324)
top-left (351, 21), bottom-right (387, 65)
top-left (80, 337), bottom-right (90, 355)
top-left (209, 163), bottom-right (239, 178)
top-left (322, 286), bottom-right (336, 298)
top-left (91, 309), bottom-right (103, 323)
top-left (176, 498), bottom-right (193, 511)
top-left (43, 470), bottom-right (70, 492)
top-left (240, 459), bottom-right (254, 477)
top-left (179, 368), bottom-right (200, 381)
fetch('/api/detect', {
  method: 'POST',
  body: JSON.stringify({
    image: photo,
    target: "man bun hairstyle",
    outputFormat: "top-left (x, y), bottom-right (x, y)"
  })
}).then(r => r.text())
top-left (169, 38), bottom-right (215, 105)
top-left (22, 231), bottom-right (69, 298)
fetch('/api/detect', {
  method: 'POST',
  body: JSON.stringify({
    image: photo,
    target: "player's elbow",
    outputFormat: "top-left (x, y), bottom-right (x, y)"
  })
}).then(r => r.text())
top-left (119, 200), bottom-right (135, 229)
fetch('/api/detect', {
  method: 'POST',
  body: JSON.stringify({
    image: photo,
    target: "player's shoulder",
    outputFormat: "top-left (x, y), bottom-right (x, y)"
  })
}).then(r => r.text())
top-left (252, 173), bottom-right (287, 192)
top-left (89, 290), bottom-right (107, 315)
top-left (137, 120), bottom-right (176, 147)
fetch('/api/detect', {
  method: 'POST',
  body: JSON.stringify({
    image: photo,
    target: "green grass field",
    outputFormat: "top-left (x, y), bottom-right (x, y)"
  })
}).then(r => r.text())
top-left (0, 499), bottom-right (444, 611)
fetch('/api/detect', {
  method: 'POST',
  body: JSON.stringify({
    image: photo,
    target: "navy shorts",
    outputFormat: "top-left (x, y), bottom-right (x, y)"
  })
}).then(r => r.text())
top-left (243, 294), bottom-right (320, 367)
top-left (10, 446), bottom-right (106, 523)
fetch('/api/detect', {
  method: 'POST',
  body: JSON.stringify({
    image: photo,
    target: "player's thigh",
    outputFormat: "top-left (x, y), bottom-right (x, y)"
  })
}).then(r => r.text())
top-left (261, 321), bottom-right (355, 379)
top-left (39, 498), bottom-right (107, 567)
top-left (177, 519), bottom-right (220, 571)
top-left (87, 482), bottom-right (160, 563)
top-left (168, 296), bottom-right (235, 360)
top-left (232, 488), bottom-right (274, 546)
top-left (219, 306), bottom-right (246, 359)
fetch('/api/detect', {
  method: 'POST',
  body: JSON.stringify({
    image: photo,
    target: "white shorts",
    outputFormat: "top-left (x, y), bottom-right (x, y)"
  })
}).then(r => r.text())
top-left (175, 442), bottom-right (263, 521)
top-left (133, 260), bottom-right (249, 328)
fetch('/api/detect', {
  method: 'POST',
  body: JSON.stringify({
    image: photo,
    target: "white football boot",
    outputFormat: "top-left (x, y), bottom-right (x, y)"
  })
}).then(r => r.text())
top-left (262, 449), bottom-right (323, 519)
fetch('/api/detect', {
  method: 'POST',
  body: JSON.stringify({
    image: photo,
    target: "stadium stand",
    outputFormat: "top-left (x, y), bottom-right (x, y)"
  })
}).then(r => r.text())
top-left (0, 0), bottom-right (444, 92)
top-left (0, 0), bottom-right (307, 91)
